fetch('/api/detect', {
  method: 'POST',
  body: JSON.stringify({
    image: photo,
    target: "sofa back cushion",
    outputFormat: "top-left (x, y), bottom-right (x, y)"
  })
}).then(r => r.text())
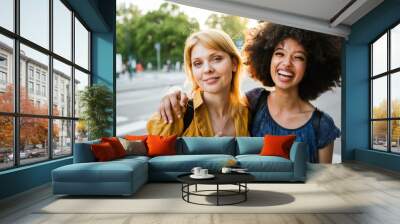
top-left (177, 137), bottom-right (236, 155)
top-left (236, 137), bottom-right (263, 155)
top-left (73, 139), bottom-right (100, 163)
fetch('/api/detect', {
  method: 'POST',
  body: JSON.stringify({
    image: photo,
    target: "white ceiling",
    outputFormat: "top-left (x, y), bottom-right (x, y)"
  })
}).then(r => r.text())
top-left (168, 0), bottom-right (384, 38)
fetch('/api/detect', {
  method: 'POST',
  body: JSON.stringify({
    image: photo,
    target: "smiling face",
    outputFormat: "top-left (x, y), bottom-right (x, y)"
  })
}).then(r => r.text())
top-left (270, 38), bottom-right (307, 91)
top-left (190, 43), bottom-right (237, 94)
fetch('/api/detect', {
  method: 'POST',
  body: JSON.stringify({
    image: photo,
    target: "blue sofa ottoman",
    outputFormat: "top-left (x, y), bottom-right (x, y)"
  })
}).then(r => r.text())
top-left (52, 141), bottom-right (149, 196)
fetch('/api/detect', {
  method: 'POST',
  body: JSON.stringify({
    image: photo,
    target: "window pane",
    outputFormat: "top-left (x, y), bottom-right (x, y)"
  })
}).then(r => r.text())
top-left (75, 120), bottom-right (88, 143)
top-left (372, 77), bottom-right (387, 119)
top-left (53, 0), bottom-right (72, 60)
top-left (0, 0), bottom-right (14, 31)
top-left (20, 0), bottom-right (49, 49)
top-left (391, 24), bottom-right (400, 70)
top-left (53, 119), bottom-right (72, 158)
top-left (20, 117), bottom-right (49, 165)
top-left (0, 116), bottom-right (13, 170)
top-left (75, 18), bottom-right (89, 70)
top-left (372, 121), bottom-right (387, 151)
top-left (391, 120), bottom-right (400, 153)
top-left (53, 59), bottom-right (72, 117)
top-left (20, 44), bottom-right (49, 115)
top-left (391, 72), bottom-right (400, 118)
top-left (0, 35), bottom-right (14, 112)
top-left (372, 33), bottom-right (387, 76)
top-left (74, 69), bottom-right (89, 118)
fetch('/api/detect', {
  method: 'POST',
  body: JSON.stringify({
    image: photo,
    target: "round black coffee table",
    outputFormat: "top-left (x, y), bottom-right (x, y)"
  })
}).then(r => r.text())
top-left (177, 173), bottom-right (255, 206)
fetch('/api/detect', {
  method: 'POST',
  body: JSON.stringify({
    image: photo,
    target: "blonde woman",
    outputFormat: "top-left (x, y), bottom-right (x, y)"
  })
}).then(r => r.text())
top-left (147, 29), bottom-right (249, 137)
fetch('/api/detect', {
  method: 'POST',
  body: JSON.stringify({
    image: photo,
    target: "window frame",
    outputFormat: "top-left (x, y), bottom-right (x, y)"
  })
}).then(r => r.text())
top-left (370, 20), bottom-right (400, 154)
top-left (0, 0), bottom-right (92, 171)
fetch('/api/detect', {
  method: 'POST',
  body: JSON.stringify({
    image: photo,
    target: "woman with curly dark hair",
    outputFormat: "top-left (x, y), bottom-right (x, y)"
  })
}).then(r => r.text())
top-left (156, 23), bottom-right (341, 163)
top-left (244, 23), bottom-right (341, 163)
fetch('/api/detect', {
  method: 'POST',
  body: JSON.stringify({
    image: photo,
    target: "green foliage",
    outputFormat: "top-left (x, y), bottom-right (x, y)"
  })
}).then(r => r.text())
top-left (116, 2), bottom-right (199, 68)
top-left (205, 14), bottom-right (248, 42)
top-left (79, 84), bottom-right (113, 140)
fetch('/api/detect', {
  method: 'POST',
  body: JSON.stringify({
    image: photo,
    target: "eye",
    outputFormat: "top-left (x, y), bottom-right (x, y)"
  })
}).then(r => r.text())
top-left (294, 55), bottom-right (306, 61)
top-left (274, 51), bottom-right (284, 57)
top-left (212, 56), bottom-right (223, 62)
top-left (192, 61), bottom-right (202, 68)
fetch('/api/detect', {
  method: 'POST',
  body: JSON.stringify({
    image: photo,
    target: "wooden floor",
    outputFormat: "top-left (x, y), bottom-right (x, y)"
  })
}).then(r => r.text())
top-left (1, 162), bottom-right (400, 224)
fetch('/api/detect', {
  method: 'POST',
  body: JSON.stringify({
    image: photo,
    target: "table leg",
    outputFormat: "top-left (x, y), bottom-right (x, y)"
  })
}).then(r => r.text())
top-left (217, 184), bottom-right (219, 206)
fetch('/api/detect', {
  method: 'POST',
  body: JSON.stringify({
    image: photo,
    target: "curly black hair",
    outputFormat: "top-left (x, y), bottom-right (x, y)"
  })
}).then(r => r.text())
top-left (244, 23), bottom-right (342, 101)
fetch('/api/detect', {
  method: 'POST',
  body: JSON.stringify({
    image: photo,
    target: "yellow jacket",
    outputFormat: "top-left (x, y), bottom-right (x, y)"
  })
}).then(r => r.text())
top-left (147, 91), bottom-right (249, 137)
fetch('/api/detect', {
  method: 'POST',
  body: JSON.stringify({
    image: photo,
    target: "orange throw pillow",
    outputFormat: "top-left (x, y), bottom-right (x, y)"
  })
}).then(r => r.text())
top-left (91, 142), bottom-right (117, 161)
top-left (101, 137), bottom-right (127, 158)
top-left (260, 135), bottom-right (296, 159)
top-left (146, 135), bottom-right (177, 157)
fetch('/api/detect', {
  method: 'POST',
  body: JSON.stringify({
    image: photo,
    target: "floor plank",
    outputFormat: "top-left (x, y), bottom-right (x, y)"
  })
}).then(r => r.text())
top-left (1, 162), bottom-right (400, 224)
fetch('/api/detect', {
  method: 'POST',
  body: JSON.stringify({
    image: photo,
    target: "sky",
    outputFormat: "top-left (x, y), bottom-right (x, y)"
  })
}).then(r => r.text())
top-left (117, 0), bottom-right (258, 29)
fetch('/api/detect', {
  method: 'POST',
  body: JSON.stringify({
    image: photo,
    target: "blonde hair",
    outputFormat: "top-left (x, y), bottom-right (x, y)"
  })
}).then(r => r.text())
top-left (183, 29), bottom-right (244, 106)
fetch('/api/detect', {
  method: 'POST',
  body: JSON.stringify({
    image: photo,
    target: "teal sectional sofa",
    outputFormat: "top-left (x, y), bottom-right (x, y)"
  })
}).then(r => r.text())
top-left (52, 137), bottom-right (307, 196)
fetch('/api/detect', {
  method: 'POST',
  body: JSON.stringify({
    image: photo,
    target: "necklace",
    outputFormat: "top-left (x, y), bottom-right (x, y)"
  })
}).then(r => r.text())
top-left (211, 114), bottom-right (232, 136)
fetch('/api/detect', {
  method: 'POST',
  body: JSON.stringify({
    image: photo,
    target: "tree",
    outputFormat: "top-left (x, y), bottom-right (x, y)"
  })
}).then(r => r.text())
top-left (116, 3), bottom-right (199, 69)
top-left (0, 85), bottom-right (59, 150)
top-left (116, 3), bottom-right (141, 66)
top-left (205, 14), bottom-right (248, 44)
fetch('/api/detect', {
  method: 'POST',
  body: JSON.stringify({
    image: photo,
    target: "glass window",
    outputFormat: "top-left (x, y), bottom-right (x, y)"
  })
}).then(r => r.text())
top-left (371, 24), bottom-right (400, 154)
top-left (28, 81), bottom-right (34, 93)
top-left (74, 17), bottom-right (89, 70)
top-left (372, 77), bottom-right (387, 119)
top-left (53, 0), bottom-right (72, 60)
top-left (75, 120), bottom-right (88, 143)
top-left (74, 69), bottom-right (89, 118)
top-left (0, 35), bottom-right (14, 113)
top-left (391, 24), bottom-right (400, 70)
top-left (372, 121), bottom-right (388, 151)
top-left (391, 120), bottom-right (400, 153)
top-left (19, 117), bottom-right (49, 165)
top-left (0, 0), bottom-right (14, 32)
top-left (20, 44), bottom-right (49, 115)
top-left (20, 0), bottom-right (49, 49)
top-left (53, 59), bottom-right (72, 116)
top-left (53, 119), bottom-right (72, 157)
top-left (391, 72), bottom-right (400, 118)
top-left (0, 116), bottom-right (13, 170)
top-left (372, 33), bottom-right (387, 76)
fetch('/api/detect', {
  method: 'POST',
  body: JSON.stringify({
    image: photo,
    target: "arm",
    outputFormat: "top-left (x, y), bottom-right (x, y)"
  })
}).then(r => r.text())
top-left (318, 143), bottom-right (334, 163)
top-left (146, 111), bottom-right (185, 136)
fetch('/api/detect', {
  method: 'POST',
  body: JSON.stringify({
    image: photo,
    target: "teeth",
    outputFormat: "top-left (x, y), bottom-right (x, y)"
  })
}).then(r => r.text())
top-left (278, 70), bottom-right (293, 77)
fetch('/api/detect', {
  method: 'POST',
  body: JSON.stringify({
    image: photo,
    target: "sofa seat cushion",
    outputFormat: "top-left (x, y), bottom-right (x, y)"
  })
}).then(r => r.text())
top-left (149, 154), bottom-right (235, 172)
top-left (53, 159), bottom-right (147, 183)
top-left (236, 155), bottom-right (293, 172)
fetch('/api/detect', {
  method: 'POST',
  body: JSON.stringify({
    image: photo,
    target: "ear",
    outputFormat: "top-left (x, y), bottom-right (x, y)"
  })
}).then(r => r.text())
top-left (232, 58), bottom-right (238, 73)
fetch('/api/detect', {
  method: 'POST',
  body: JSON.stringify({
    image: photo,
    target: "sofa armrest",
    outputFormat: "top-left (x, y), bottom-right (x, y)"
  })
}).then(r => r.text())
top-left (289, 142), bottom-right (307, 181)
top-left (73, 140), bottom-right (100, 163)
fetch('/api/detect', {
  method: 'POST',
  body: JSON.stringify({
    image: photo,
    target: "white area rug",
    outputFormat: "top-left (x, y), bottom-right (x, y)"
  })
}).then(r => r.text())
top-left (38, 183), bottom-right (361, 214)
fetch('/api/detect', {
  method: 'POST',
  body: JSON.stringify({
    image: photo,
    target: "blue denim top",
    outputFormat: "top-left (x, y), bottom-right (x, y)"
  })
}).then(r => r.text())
top-left (246, 88), bottom-right (340, 163)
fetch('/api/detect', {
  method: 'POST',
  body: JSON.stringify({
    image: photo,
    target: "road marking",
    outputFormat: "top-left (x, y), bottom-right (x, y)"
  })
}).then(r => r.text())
top-left (117, 120), bottom-right (147, 136)
top-left (116, 116), bottom-right (128, 123)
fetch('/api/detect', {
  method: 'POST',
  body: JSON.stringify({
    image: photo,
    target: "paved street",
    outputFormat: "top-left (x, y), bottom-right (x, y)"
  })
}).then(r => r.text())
top-left (116, 71), bottom-right (342, 163)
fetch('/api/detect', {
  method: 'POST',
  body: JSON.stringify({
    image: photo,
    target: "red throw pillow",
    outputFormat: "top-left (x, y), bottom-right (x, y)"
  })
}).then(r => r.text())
top-left (260, 135), bottom-right (296, 159)
top-left (101, 137), bottom-right (127, 158)
top-left (146, 135), bottom-right (177, 157)
top-left (91, 142), bottom-right (117, 161)
top-left (125, 135), bottom-right (147, 142)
